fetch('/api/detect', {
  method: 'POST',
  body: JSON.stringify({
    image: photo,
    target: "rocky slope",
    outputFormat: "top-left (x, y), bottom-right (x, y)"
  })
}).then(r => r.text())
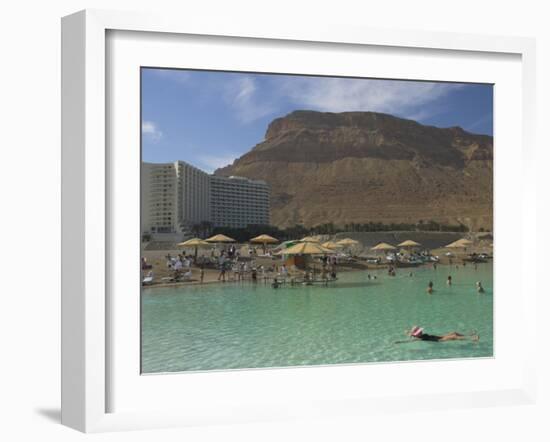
top-left (215, 111), bottom-right (493, 231)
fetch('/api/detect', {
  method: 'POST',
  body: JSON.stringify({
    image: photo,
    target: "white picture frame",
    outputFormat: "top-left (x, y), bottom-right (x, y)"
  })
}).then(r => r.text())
top-left (61, 9), bottom-right (537, 433)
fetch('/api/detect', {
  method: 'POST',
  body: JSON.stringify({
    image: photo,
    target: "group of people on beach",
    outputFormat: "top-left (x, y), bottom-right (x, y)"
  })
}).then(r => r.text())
top-left (215, 249), bottom-right (293, 284)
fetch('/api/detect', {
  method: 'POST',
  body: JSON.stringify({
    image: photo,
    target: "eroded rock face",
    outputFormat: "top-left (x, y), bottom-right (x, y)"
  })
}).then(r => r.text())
top-left (215, 110), bottom-right (493, 230)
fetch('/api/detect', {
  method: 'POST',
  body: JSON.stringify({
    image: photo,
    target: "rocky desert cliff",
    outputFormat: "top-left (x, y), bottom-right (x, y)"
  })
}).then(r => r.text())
top-left (215, 110), bottom-right (493, 231)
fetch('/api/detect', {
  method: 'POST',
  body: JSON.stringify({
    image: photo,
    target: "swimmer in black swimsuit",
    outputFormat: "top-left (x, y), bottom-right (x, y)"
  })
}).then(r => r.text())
top-left (418, 333), bottom-right (442, 342)
top-left (405, 326), bottom-right (479, 342)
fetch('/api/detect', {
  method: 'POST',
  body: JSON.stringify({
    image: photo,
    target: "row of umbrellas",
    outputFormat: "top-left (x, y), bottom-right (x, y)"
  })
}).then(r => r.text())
top-left (369, 238), bottom-right (473, 251)
top-left (178, 233), bottom-right (279, 248)
top-left (177, 234), bottom-right (475, 257)
top-left (176, 234), bottom-right (362, 257)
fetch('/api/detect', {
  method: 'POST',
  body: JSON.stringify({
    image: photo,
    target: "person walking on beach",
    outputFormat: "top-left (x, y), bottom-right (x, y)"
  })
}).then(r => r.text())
top-left (199, 265), bottom-right (204, 284)
top-left (217, 252), bottom-right (226, 282)
top-left (239, 262), bottom-right (245, 281)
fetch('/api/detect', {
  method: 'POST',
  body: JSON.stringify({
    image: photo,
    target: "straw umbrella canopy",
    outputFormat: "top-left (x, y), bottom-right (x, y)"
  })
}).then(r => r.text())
top-left (177, 237), bottom-right (209, 260)
top-left (276, 241), bottom-right (335, 256)
top-left (205, 233), bottom-right (237, 256)
top-left (276, 241), bottom-right (336, 271)
top-left (371, 242), bottom-right (396, 251)
top-left (336, 238), bottom-right (360, 256)
top-left (445, 238), bottom-right (473, 248)
top-left (250, 234), bottom-right (279, 253)
top-left (397, 239), bottom-right (421, 247)
top-left (300, 236), bottom-right (321, 243)
top-left (322, 241), bottom-right (344, 250)
top-left (250, 234), bottom-right (278, 244)
top-left (205, 234), bottom-right (236, 243)
top-left (337, 238), bottom-right (360, 246)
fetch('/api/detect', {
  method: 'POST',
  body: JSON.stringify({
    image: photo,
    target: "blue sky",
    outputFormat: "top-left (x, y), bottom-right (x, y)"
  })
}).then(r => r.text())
top-left (141, 68), bottom-right (493, 172)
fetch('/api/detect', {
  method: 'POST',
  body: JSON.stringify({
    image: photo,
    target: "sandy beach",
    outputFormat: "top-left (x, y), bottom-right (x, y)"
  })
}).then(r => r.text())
top-left (141, 238), bottom-right (492, 289)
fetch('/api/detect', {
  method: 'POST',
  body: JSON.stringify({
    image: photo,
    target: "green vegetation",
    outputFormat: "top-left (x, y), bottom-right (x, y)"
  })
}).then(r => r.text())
top-left (204, 220), bottom-right (468, 243)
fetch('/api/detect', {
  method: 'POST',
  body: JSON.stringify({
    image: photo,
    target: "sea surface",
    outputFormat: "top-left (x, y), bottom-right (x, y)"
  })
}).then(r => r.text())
top-left (141, 263), bottom-right (493, 373)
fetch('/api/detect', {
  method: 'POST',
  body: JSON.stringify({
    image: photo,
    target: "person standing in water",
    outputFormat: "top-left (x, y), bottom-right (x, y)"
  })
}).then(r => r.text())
top-left (447, 275), bottom-right (452, 286)
top-left (427, 281), bottom-right (434, 294)
top-left (476, 281), bottom-right (485, 293)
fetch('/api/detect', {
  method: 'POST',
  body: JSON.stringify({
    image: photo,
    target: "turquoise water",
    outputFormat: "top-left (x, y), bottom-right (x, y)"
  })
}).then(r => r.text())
top-left (141, 263), bottom-right (493, 373)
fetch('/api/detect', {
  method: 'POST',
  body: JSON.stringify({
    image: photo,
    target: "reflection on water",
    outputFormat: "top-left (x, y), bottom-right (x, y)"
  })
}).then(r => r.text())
top-left (141, 263), bottom-right (493, 373)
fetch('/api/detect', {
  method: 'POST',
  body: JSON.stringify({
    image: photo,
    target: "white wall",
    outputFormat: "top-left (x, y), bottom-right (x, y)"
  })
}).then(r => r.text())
top-left (0, 1), bottom-right (548, 441)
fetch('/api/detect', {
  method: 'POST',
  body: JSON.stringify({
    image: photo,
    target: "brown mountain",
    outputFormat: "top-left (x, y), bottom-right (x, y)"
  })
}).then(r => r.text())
top-left (215, 110), bottom-right (493, 231)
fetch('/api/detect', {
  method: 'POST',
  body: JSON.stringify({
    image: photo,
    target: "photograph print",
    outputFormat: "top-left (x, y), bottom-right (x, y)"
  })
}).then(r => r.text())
top-left (140, 68), bottom-right (493, 374)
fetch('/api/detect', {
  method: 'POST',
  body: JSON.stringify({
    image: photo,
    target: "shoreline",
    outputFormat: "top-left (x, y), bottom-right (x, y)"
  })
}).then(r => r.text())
top-left (142, 260), bottom-right (491, 291)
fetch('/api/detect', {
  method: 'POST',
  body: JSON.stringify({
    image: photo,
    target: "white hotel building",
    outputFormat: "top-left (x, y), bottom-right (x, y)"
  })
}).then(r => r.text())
top-left (141, 160), bottom-right (270, 235)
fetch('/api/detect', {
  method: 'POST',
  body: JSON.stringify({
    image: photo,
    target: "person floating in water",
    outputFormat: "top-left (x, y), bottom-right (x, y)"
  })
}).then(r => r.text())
top-left (272, 278), bottom-right (280, 289)
top-left (476, 281), bottom-right (485, 293)
top-left (403, 326), bottom-right (479, 343)
top-left (447, 275), bottom-right (452, 286)
top-left (427, 281), bottom-right (434, 294)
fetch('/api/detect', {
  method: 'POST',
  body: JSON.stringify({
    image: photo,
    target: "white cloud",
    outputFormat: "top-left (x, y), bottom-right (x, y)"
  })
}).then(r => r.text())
top-left (195, 153), bottom-right (238, 173)
top-left (279, 77), bottom-right (463, 121)
top-left (142, 120), bottom-right (163, 142)
top-left (224, 76), bottom-right (278, 124)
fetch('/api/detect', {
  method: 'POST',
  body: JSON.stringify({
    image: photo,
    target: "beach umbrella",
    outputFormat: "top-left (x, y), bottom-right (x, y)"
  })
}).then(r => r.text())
top-left (250, 234), bottom-right (279, 244)
top-left (177, 237), bottom-right (209, 259)
top-left (276, 241), bottom-right (335, 256)
top-left (371, 242), bottom-right (396, 251)
top-left (300, 236), bottom-right (321, 243)
top-left (250, 234), bottom-right (279, 253)
top-left (397, 239), bottom-right (421, 247)
top-left (205, 234), bottom-right (237, 257)
top-left (337, 238), bottom-right (360, 246)
top-left (322, 241), bottom-right (344, 250)
top-left (445, 238), bottom-right (473, 248)
top-left (336, 238), bottom-right (360, 255)
top-left (205, 234), bottom-right (236, 243)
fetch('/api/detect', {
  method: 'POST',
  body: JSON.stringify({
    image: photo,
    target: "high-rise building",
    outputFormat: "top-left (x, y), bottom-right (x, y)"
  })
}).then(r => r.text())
top-left (141, 161), bottom-right (210, 234)
top-left (141, 162), bottom-right (178, 234)
top-left (174, 160), bottom-right (211, 230)
top-left (210, 175), bottom-right (270, 228)
top-left (141, 161), bottom-right (270, 235)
